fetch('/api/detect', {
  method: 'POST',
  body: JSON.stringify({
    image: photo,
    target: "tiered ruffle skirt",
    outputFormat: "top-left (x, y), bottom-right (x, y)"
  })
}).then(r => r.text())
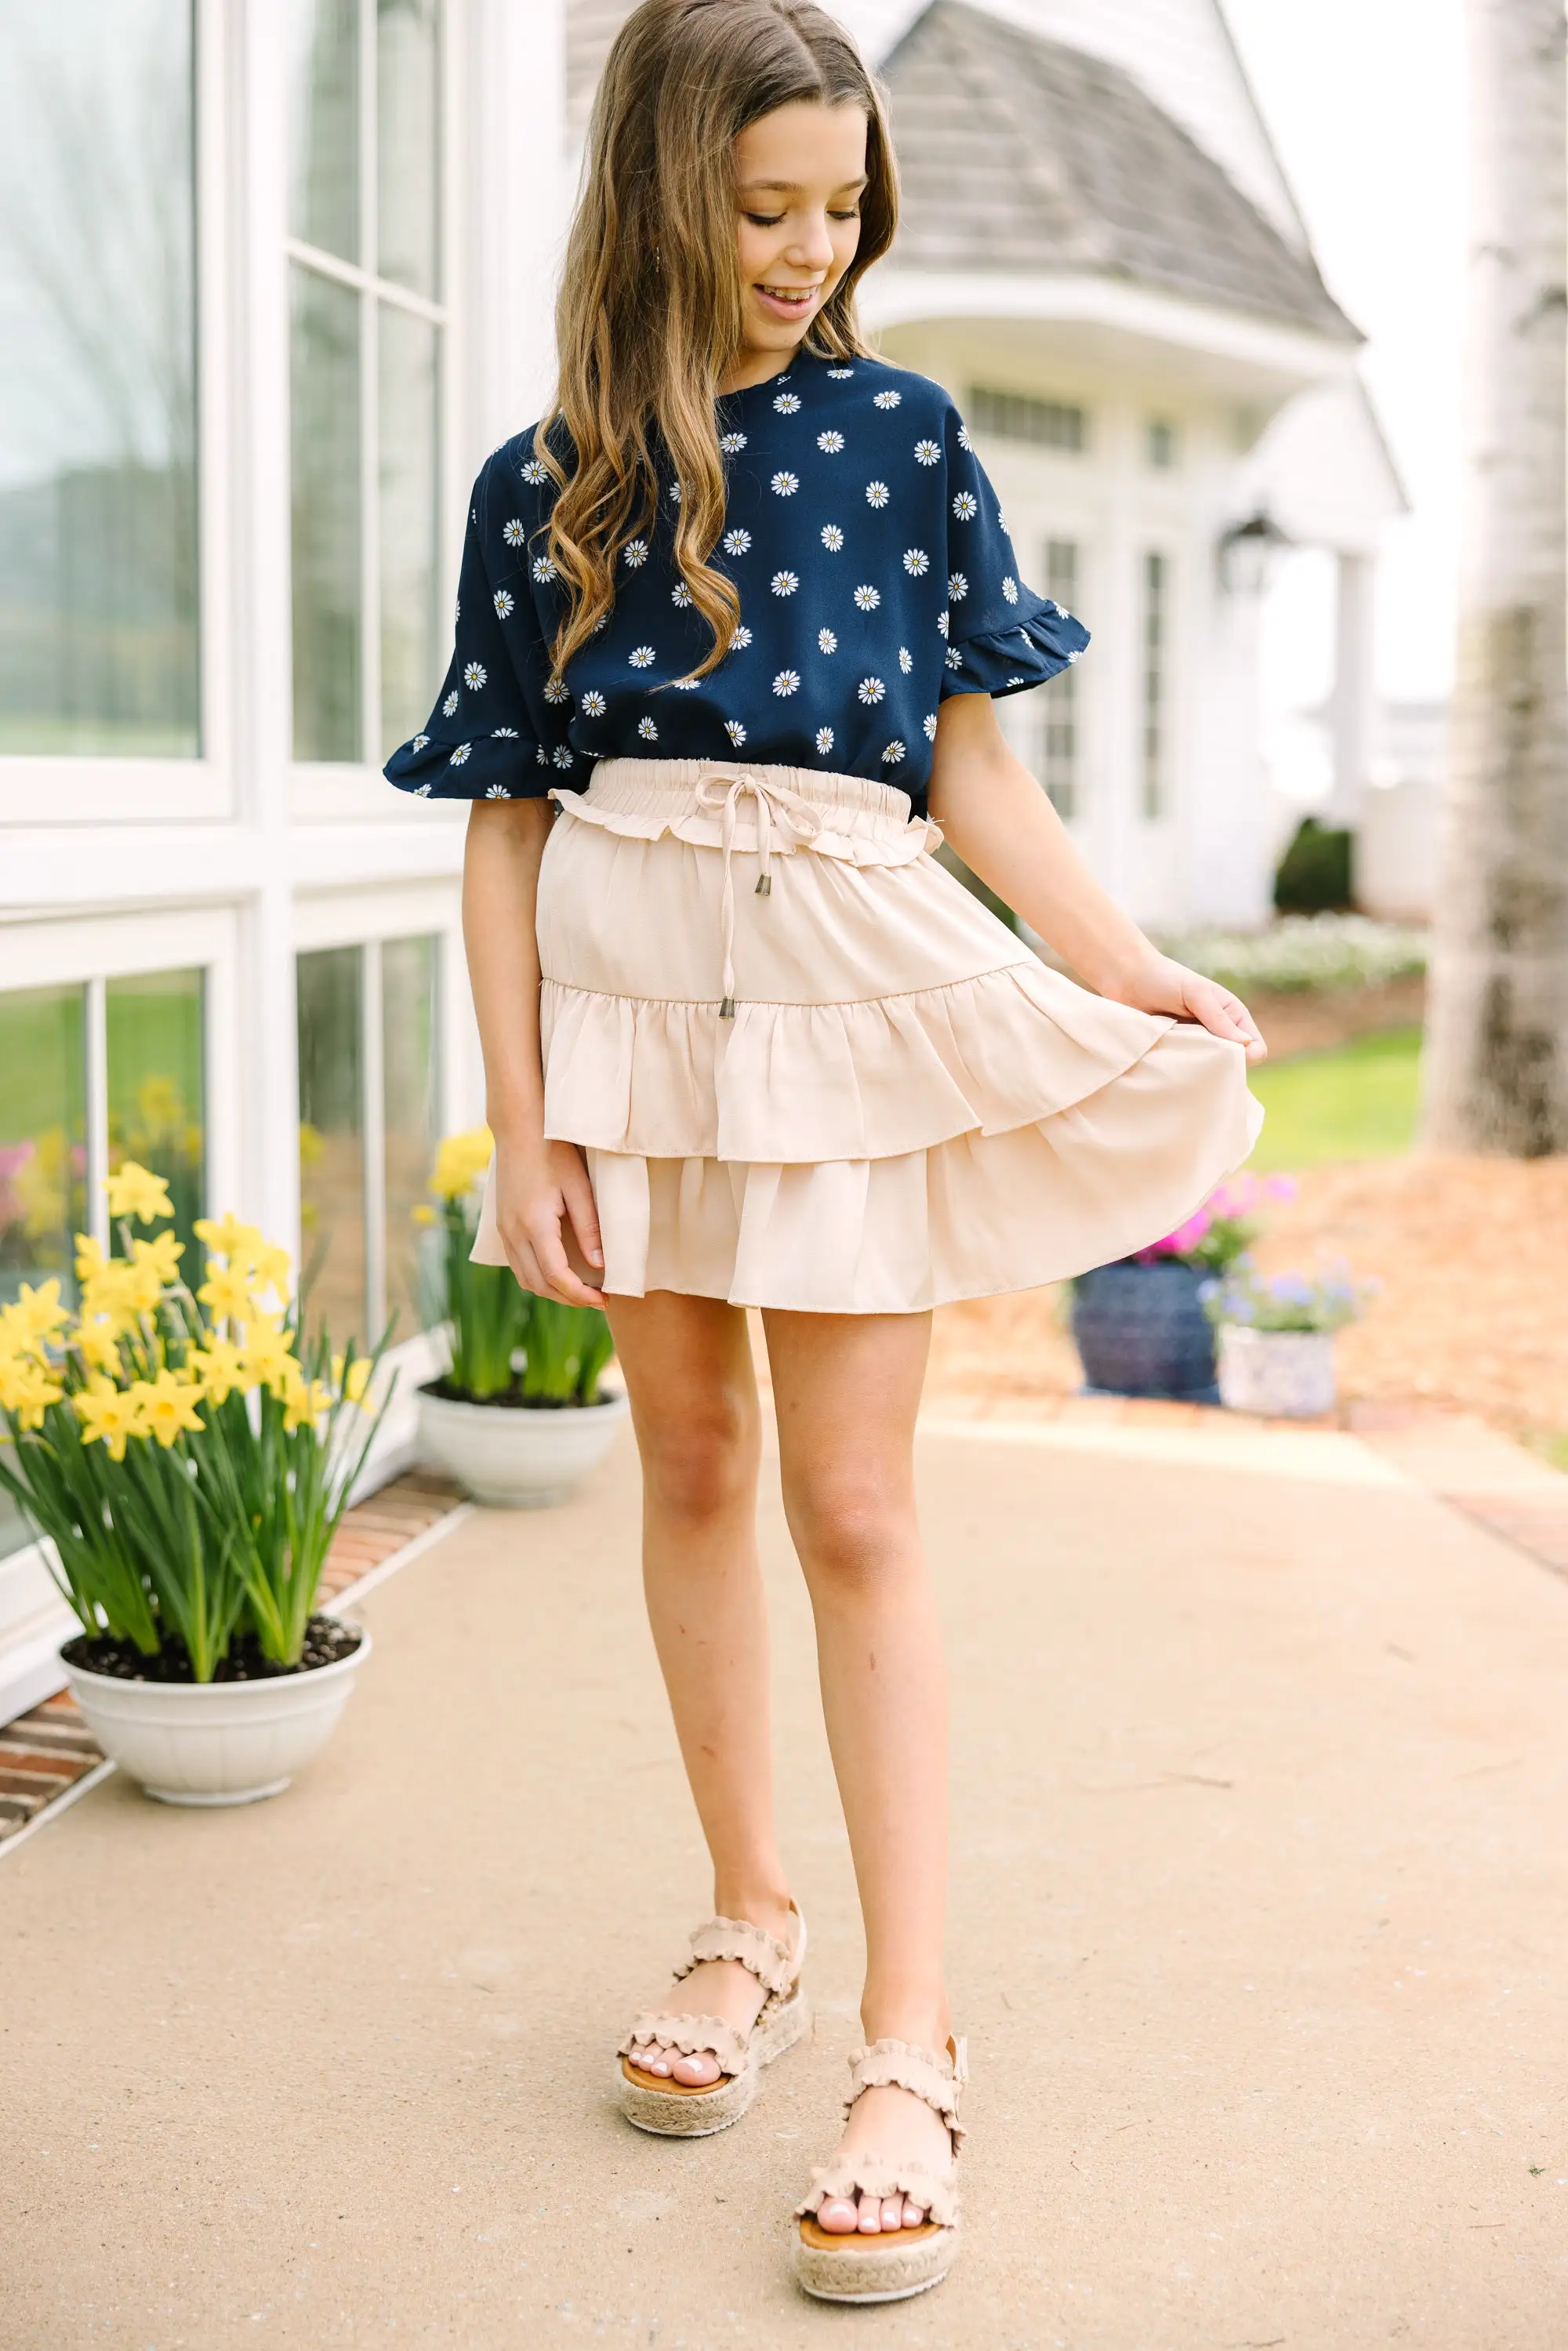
top-left (474, 758), bottom-right (1263, 1314)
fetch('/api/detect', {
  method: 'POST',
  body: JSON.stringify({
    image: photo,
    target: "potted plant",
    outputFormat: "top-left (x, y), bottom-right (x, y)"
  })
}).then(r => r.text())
top-left (413, 1129), bottom-right (628, 1507)
top-left (0, 1163), bottom-right (387, 1806)
top-left (1070, 1175), bottom-right (1298, 1403)
top-left (1203, 1261), bottom-right (1375, 1419)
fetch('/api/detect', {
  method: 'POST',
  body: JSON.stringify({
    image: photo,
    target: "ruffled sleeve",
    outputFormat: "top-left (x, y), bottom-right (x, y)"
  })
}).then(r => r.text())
top-left (385, 444), bottom-right (562, 801)
top-left (937, 405), bottom-right (1090, 702)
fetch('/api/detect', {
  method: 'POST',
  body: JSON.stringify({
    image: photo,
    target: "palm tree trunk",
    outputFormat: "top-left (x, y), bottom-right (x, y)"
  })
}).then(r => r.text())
top-left (1422, 0), bottom-right (1568, 1155)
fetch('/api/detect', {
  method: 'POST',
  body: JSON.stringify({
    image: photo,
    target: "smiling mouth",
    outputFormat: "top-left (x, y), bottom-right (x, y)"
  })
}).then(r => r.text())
top-left (757, 284), bottom-right (819, 307)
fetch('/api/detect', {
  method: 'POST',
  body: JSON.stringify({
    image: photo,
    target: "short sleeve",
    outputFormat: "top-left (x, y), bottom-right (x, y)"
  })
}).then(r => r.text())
top-left (384, 450), bottom-right (554, 800)
top-left (938, 406), bottom-right (1090, 701)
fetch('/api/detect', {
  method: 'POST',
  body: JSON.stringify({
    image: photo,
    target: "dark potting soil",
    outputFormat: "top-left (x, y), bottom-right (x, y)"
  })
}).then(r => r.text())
top-left (421, 1377), bottom-right (590, 1411)
top-left (62, 1615), bottom-right (363, 1685)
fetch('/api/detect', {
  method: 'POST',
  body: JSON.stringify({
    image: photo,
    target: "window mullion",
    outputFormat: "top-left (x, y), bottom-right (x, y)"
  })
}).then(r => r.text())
top-left (85, 977), bottom-right (110, 1256)
top-left (360, 0), bottom-right (381, 770)
top-left (361, 939), bottom-right (387, 1344)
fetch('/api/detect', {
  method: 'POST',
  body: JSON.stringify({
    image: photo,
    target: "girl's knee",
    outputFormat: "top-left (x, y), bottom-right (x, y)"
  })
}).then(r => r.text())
top-left (637, 1390), bottom-right (757, 1522)
top-left (785, 1468), bottom-right (914, 1591)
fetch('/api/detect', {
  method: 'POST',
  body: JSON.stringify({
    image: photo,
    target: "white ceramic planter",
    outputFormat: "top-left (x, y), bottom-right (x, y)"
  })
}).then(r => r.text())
top-left (60, 1623), bottom-right (372, 1807)
top-left (416, 1385), bottom-right (630, 1507)
top-left (1218, 1325), bottom-right (1337, 1419)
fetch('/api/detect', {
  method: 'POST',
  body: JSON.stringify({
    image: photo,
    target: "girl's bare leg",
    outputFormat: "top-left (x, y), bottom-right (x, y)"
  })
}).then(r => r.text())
top-left (763, 1307), bottom-right (952, 2234)
top-left (605, 1290), bottom-right (796, 2083)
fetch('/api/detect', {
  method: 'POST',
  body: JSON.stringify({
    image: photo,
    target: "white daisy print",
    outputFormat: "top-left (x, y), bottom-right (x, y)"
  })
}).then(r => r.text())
top-left (821, 524), bottom-right (845, 551)
top-left (1002, 576), bottom-right (1018, 604)
top-left (956, 423), bottom-right (974, 449)
top-left (672, 676), bottom-right (701, 689)
top-left (521, 458), bottom-right (548, 484)
top-left (1067, 647), bottom-right (1084, 665)
top-left (898, 647), bottom-right (913, 673)
top-left (936, 610), bottom-right (950, 639)
top-left (949, 572), bottom-right (969, 601)
top-left (724, 719), bottom-right (747, 746)
top-left (669, 481), bottom-right (681, 502)
top-left (873, 389), bottom-right (902, 409)
top-left (410, 734), bottom-right (429, 751)
top-left (732, 626), bottom-right (754, 648)
top-left (771, 470), bottom-right (799, 496)
top-left (629, 644), bottom-right (656, 668)
top-left (945, 645), bottom-right (964, 669)
top-left (536, 746), bottom-right (549, 764)
top-left (449, 742), bottom-right (471, 766)
top-left (414, 782), bottom-right (432, 796)
top-left (902, 549), bottom-right (929, 576)
top-left (671, 582), bottom-right (692, 608)
top-left (580, 689), bottom-right (607, 717)
top-left (492, 726), bottom-right (518, 738)
top-left (913, 439), bottom-right (941, 466)
top-left (923, 713), bottom-right (939, 740)
top-left (771, 570), bottom-right (799, 597)
top-left (503, 518), bottom-right (526, 546)
top-left (485, 782), bottom-right (510, 797)
top-left (622, 539), bottom-right (648, 568)
top-left (818, 627), bottom-right (837, 654)
top-left (463, 662), bottom-right (488, 691)
top-left (853, 584), bottom-right (881, 612)
top-left (637, 717), bottom-right (659, 742)
top-left (532, 555), bottom-right (557, 583)
top-left (816, 725), bottom-right (836, 752)
top-left (882, 740), bottom-right (906, 765)
top-left (442, 690), bottom-right (459, 717)
top-left (817, 430), bottom-right (845, 453)
top-left (858, 677), bottom-right (885, 706)
top-left (773, 391), bottom-right (801, 414)
top-left (866, 481), bottom-right (890, 509)
top-left (772, 669), bottom-right (800, 697)
top-left (493, 589), bottom-right (515, 619)
top-left (723, 528), bottom-right (752, 555)
top-left (543, 677), bottom-right (570, 704)
top-left (719, 430), bottom-right (748, 453)
top-left (551, 746), bottom-right (575, 770)
top-left (951, 491), bottom-right (978, 521)
top-left (1004, 674), bottom-right (1025, 688)
top-left (826, 367), bottom-right (854, 379)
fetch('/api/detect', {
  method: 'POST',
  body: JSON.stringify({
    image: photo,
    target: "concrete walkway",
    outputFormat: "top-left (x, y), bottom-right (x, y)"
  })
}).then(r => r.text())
top-left (4, 1417), bottom-right (1568, 2349)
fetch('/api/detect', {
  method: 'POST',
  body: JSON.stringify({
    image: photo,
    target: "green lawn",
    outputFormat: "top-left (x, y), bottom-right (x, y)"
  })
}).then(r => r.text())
top-left (1246, 1024), bottom-right (1423, 1171)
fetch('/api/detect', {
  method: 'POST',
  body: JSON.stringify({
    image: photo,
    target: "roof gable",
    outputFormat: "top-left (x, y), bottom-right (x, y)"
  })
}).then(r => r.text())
top-left (880, 1), bottom-right (1354, 340)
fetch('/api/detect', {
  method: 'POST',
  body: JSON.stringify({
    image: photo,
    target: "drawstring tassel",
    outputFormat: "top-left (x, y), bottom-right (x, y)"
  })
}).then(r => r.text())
top-left (720, 995), bottom-right (736, 1020)
top-left (694, 767), bottom-right (821, 1029)
top-left (754, 872), bottom-right (771, 896)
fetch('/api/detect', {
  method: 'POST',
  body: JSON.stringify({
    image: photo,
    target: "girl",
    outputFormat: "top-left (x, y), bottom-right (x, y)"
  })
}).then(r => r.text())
top-left (388, 0), bottom-right (1262, 2306)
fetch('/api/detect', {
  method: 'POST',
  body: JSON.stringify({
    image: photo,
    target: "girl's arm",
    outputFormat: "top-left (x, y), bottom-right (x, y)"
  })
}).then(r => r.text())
top-left (927, 692), bottom-right (1265, 1061)
top-left (462, 800), bottom-right (605, 1304)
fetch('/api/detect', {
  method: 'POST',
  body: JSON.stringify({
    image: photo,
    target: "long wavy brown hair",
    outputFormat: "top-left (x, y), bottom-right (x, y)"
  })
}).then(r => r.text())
top-left (539, 0), bottom-right (898, 684)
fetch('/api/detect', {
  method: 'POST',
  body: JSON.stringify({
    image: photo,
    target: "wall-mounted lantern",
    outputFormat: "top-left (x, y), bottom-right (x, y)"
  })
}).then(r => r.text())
top-left (1218, 509), bottom-right (1291, 597)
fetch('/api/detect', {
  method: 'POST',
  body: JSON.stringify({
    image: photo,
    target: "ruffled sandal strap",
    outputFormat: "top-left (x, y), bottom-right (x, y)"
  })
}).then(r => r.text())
top-left (794, 2157), bottom-right (960, 2229)
top-left (672, 1902), bottom-right (804, 2000)
top-left (845, 2034), bottom-right (967, 2151)
top-left (618, 2009), bottom-right (751, 2077)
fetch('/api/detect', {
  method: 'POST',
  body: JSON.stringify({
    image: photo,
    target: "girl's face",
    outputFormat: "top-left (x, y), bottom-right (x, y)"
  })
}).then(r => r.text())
top-left (728, 100), bottom-right (868, 382)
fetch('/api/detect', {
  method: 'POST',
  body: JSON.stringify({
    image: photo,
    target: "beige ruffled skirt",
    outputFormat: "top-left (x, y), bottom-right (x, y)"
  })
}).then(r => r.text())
top-left (473, 756), bottom-right (1262, 1315)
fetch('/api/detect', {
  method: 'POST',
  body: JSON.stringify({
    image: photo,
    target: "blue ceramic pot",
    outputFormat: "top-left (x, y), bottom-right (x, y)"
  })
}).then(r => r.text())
top-left (1070, 1259), bottom-right (1219, 1403)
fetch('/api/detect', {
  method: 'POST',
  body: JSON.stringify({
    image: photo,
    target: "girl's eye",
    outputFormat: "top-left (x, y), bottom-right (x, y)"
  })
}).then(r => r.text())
top-left (829, 208), bottom-right (861, 221)
top-left (745, 212), bottom-right (783, 227)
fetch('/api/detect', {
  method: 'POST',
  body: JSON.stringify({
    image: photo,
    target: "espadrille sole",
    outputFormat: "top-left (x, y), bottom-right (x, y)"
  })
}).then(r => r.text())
top-left (616, 1986), bottom-right (811, 2136)
top-left (793, 2214), bottom-right (957, 2303)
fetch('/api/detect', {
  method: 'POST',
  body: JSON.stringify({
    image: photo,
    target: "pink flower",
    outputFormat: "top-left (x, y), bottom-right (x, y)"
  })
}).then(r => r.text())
top-left (1265, 1174), bottom-right (1299, 1200)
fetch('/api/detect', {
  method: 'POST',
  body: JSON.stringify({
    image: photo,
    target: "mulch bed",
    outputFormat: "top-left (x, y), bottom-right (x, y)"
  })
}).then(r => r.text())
top-left (60, 1615), bottom-right (361, 1685)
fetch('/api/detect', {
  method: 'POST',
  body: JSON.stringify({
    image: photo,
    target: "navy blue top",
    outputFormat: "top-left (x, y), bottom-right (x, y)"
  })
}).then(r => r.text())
top-left (384, 353), bottom-right (1089, 821)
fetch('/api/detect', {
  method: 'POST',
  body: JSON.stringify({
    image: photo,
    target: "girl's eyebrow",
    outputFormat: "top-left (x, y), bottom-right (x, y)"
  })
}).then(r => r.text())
top-left (738, 175), bottom-right (870, 194)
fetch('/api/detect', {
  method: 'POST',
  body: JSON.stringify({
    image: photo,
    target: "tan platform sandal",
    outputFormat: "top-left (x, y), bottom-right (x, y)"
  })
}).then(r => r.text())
top-left (616, 1903), bottom-right (809, 2138)
top-left (792, 2034), bottom-right (966, 2304)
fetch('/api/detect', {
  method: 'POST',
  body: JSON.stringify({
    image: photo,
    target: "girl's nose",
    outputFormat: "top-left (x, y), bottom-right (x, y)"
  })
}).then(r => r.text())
top-left (787, 216), bottom-right (837, 271)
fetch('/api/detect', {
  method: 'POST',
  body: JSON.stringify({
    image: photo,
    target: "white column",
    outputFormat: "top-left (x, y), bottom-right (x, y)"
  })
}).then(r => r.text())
top-left (1329, 550), bottom-right (1377, 829)
top-left (1094, 405), bottom-right (1141, 914)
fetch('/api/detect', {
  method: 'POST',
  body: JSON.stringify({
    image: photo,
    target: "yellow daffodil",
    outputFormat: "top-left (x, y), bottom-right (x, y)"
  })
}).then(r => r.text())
top-left (78, 1261), bottom-right (138, 1330)
top-left (73, 1316), bottom-right (125, 1376)
top-left (430, 1127), bottom-right (494, 1201)
top-left (0, 1304), bottom-right (42, 1364)
top-left (104, 1161), bottom-right (173, 1224)
top-left (332, 1352), bottom-right (372, 1405)
top-left (410, 1202), bottom-right (437, 1226)
top-left (281, 1373), bottom-right (332, 1431)
top-left (245, 1238), bottom-right (292, 1293)
top-left (120, 1254), bottom-right (166, 1318)
top-left (186, 1338), bottom-right (252, 1406)
top-left (197, 1261), bottom-right (256, 1324)
top-left (9, 1279), bottom-right (70, 1342)
top-left (132, 1230), bottom-right (183, 1287)
top-left (127, 1368), bottom-right (205, 1448)
top-left (194, 1212), bottom-right (263, 1260)
top-left (0, 1355), bottom-right (64, 1431)
top-left (237, 1315), bottom-right (296, 1395)
top-left (71, 1378), bottom-right (140, 1462)
top-left (74, 1232), bottom-right (107, 1284)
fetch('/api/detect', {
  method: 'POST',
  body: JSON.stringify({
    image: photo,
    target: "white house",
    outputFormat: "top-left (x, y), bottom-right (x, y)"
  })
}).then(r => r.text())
top-left (0, 0), bottom-right (1399, 1721)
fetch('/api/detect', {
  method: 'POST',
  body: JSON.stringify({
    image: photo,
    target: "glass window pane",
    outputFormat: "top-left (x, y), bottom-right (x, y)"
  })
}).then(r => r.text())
top-left (291, 263), bottom-right (362, 760)
top-left (378, 0), bottom-right (441, 296)
top-left (0, 0), bottom-right (198, 756)
top-left (0, 984), bottom-right (86, 1562)
top-left (289, 0), bottom-right (360, 263)
top-left (106, 969), bottom-right (205, 1271)
top-left (297, 947), bottom-right (367, 1344)
top-left (379, 305), bottom-right (441, 756)
top-left (381, 934), bottom-right (440, 1337)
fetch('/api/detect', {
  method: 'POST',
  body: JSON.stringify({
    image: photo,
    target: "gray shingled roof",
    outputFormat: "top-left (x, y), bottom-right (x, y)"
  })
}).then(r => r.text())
top-left (880, 1), bottom-right (1356, 340)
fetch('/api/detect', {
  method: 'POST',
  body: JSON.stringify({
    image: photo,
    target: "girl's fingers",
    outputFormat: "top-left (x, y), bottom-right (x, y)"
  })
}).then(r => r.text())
top-left (526, 1212), bottom-right (608, 1308)
top-left (561, 1165), bottom-right (605, 1270)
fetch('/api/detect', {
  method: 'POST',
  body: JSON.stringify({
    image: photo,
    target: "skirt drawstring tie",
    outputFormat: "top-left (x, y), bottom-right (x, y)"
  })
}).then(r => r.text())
top-left (695, 770), bottom-right (823, 1017)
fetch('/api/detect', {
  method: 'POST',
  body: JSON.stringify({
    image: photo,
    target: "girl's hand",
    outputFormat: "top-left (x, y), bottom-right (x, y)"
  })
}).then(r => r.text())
top-left (492, 1134), bottom-right (606, 1305)
top-left (1107, 951), bottom-right (1268, 1065)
